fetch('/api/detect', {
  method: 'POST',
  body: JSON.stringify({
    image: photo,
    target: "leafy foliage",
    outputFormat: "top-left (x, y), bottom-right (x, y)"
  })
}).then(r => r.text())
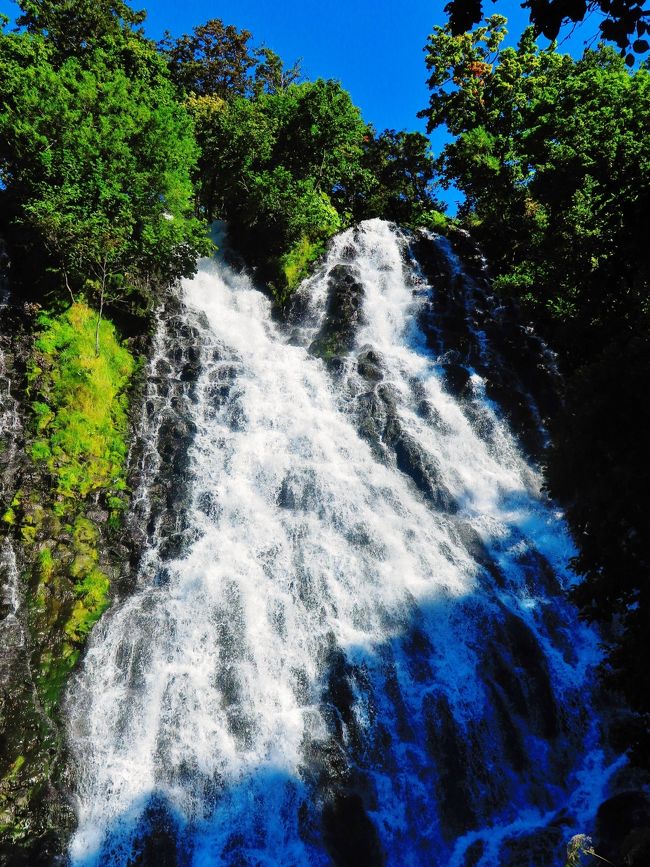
top-left (159, 18), bottom-right (257, 99)
top-left (443, 0), bottom-right (650, 64)
top-left (0, 2), bottom-right (210, 311)
top-left (186, 79), bottom-right (360, 295)
top-left (4, 302), bottom-right (137, 713)
top-left (170, 17), bottom-right (445, 296)
top-left (29, 303), bottom-right (134, 514)
top-left (421, 15), bottom-right (650, 760)
top-left (0, 0), bottom-right (206, 748)
top-left (253, 47), bottom-right (302, 96)
top-left (16, 0), bottom-right (146, 58)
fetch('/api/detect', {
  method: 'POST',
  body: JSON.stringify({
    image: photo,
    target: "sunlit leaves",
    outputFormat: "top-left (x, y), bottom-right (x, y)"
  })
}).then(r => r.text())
top-left (0, 19), bottom-right (210, 307)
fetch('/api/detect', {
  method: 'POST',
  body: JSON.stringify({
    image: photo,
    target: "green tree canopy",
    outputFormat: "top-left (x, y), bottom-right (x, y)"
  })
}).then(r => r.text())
top-left (158, 18), bottom-right (257, 98)
top-left (16, 0), bottom-right (146, 58)
top-left (0, 4), bottom-right (209, 311)
top-left (443, 0), bottom-right (650, 63)
top-left (421, 14), bottom-right (650, 762)
top-left (420, 16), bottom-right (650, 338)
top-left (186, 79), bottom-right (365, 293)
top-left (336, 128), bottom-right (444, 226)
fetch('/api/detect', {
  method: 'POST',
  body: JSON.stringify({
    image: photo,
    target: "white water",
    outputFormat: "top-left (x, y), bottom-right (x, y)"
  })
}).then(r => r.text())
top-left (0, 278), bottom-right (24, 649)
top-left (67, 221), bottom-right (617, 866)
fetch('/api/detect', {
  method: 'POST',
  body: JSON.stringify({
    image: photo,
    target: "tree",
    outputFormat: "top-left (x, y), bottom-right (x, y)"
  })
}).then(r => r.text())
top-left (16, 0), bottom-right (146, 58)
top-left (337, 128), bottom-right (444, 225)
top-left (0, 9), bottom-right (210, 319)
top-left (253, 47), bottom-right (302, 96)
top-left (272, 79), bottom-right (367, 190)
top-left (421, 14), bottom-right (650, 764)
top-left (186, 90), bottom-right (277, 222)
top-left (419, 17), bottom-right (650, 322)
top-left (185, 79), bottom-right (367, 292)
top-left (443, 0), bottom-right (650, 64)
top-left (158, 18), bottom-right (257, 98)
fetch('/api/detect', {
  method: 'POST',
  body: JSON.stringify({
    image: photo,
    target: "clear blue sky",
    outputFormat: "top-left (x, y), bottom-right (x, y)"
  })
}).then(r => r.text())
top-left (0, 0), bottom-right (602, 211)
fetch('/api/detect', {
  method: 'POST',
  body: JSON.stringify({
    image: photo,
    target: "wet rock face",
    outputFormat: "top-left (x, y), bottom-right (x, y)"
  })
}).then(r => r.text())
top-left (482, 603), bottom-right (560, 741)
top-left (443, 362), bottom-right (472, 397)
top-left (0, 636), bottom-right (68, 866)
top-left (0, 285), bottom-right (208, 862)
top-left (0, 302), bottom-right (77, 863)
top-left (303, 636), bottom-right (385, 867)
top-left (352, 377), bottom-right (457, 513)
top-left (356, 346), bottom-right (383, 383)
top-left (122, 295), bottom-right (206, 584)
top-left (499, 825), bottom-right (567, 867)
top-left (0, 243), bottom-right (9, 277)
top-left (385, 418), bottom-right (457, 512)
top-left (423, 691), bottom-right (479, 838)
top-left (414, 228), bottom-right (561, 461)
top-left (309, 264), bottom-right (365, 361)
top-left (322, 792), bottom-right (385, 867)
top-left (126, 798), bottom-right (181, 867)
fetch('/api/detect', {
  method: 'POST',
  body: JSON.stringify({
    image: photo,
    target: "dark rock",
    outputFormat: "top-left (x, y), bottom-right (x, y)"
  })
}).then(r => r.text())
top-left (124, 796), bottom-right (180, 867)
top-left (196, 490), bottom-right (221, 521)
top-left (357, 346), bottom-right (383, 382)
top-left (483, 603), bottom-right (560, 741)
top-left (322, 792), bottom-right (385, 867)
top-left (423, 691), bottom-right (477, 837)
top-left (157, 531), bottom-right (189, 561)
top-left (499, 824), bottom-right (566, 866)
top-left (621, 827), bottom-right (650, 866)
top-left (463, 839), bottom-right (486, 866)
top-left (309, 264), bottom-right (364, 360)
top-left (484, 373), bottom-right (543, 456)
top-left (412, 228), bottom-right (561, 461)
top-left (596, 790), bottom-right (650, 864)
top-left (487, 681), bottom-right (528, 773)
top-left (410, 232), bottom-right (455, 291)
top-left (454, 521), bottom-right (506, 588)
top-left (443, 363), bottom-right (473, 397)
top-left (321, 643), bottom-right (359, 747)
top-left (384, 421), bottom-right (457, 513)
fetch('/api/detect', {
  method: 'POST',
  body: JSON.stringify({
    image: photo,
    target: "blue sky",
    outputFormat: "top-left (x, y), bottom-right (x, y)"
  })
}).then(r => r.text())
top-left (0, 0), bottom-right (602, 210)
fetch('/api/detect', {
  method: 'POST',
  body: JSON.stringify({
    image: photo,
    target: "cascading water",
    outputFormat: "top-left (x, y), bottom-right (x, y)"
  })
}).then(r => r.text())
top-left (0, 262), bottom-right (25, 687)
top-left (66, 220), bottom-right (621, 866)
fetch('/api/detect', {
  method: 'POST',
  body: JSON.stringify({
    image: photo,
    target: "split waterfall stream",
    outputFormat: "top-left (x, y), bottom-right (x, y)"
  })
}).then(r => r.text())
top-left (66, 220), bottom-right (621, 866)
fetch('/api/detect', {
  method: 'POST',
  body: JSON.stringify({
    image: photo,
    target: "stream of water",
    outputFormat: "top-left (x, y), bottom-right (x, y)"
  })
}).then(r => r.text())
top-left (66, 220), bottom-right (620, 866)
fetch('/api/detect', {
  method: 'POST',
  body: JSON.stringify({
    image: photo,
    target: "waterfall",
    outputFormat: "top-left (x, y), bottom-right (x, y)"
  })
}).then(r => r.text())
top-left (66, 220), bottom-right (620, 867)
top-left (0, 267), bottom-right (26, 687)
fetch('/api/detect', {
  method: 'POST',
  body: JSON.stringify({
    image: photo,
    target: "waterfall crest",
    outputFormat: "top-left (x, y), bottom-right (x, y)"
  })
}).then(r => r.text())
top-left (67, 220), bottom-right (620, 867)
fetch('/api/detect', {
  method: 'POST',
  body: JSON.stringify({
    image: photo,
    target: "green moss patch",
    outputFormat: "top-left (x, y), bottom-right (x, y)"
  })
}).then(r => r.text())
top-left (417, 209), bottom-right (450, 234)
top-left (279, 236), bottom-right (325, 294)
top-left (29, 302), bottom-right (135, 515)
top-left (4, 302), bottom-right (136, 711)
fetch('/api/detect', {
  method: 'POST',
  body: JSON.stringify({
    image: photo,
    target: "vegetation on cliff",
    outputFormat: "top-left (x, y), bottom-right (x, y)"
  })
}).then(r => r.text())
top-left (26, 302), bottom-right (135, 676)
top-left (0, 299), bottom-right (137, 856)
top-left (0, 0), bottom-right (645, 858)
top-left (0, 0), bottom-right (207, 852)
top-left (0, 0), bottom-right (447, 853)
top-left (160, 18), bottom-right (446, 297)
top-left (421, 13), bottom-right (650, 769)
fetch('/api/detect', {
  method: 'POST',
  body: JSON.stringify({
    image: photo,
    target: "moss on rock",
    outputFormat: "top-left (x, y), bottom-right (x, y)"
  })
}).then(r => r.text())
top-left (21, 304), bottom-right (133, 688)
top-left (279, 236), bottom-right (325, 295)
top-left (0, 301), bottom-right (136, 852)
